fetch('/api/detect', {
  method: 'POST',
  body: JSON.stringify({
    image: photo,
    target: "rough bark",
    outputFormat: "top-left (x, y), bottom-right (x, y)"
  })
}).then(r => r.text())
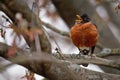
top-left (0, 42), bottom-right (120, 80)
top-left (53, 53), bottom-right (120, 70)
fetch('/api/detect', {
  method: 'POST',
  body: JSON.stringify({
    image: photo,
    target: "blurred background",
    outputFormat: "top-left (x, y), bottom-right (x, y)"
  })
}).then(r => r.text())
top-left (0, 0), bottom-right (120, 80)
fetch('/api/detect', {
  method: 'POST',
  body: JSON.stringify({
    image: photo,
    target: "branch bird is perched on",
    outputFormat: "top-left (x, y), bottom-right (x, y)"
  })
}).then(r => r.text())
top-left (70, 14), bottom-right (98, 66)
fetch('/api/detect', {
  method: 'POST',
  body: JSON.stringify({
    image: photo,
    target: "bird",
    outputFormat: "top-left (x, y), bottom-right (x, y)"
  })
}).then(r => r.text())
top-left (70, 14), bottom-right (98, 66)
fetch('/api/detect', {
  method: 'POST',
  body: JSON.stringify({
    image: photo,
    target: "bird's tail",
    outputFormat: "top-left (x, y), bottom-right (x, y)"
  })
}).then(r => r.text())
top-left (80, 49), bottom-right (90, 67)
top-left (82, 64), bottom-right (88, 67)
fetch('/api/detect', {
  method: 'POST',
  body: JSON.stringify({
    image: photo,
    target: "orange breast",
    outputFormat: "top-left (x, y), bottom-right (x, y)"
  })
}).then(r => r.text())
top-left (70, 22), bottom-right (98, 47)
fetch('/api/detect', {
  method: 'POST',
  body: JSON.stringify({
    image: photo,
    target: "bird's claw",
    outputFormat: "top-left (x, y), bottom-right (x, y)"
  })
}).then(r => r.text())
top-left (76, 53), bottom-right (84, 58)
top-left (88, 54), bottom-right (96, 59)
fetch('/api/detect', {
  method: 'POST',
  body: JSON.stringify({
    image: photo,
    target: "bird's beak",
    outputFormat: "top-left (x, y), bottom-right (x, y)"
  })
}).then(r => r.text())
top-left (75, 15), bottom-right (83, 23)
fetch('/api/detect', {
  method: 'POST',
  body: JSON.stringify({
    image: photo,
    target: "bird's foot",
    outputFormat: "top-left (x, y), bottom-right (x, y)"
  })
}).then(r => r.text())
top-left (88, 54), bottom-right (96, 59)
top-left (76, 53), bottom-right (84, 58)
top-left (92, 54), bottom-right (96, 57)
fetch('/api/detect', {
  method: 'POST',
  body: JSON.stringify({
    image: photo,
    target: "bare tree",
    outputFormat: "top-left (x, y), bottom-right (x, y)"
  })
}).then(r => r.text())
top-left (0, 0), bottom-right (120, 80)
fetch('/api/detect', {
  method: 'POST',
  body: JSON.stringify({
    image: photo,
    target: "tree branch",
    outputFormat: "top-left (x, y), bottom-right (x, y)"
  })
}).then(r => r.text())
top-left (0, 0), bottom-right (120, 80)
top-left (53, 48), bottom-right (120, 58)
top-left (2, 52), bottom-right (120, 80)
top-left (0, 0), bottom-right (51, 53)
top-left (70, 57), bottom-right (120, 70)
top-left (42, 21), bottom-right (69, 37)
top-left (0, 42), bottom-right (120, 80)
top-left (0, 2), bottom-right (14, 21)
top-left (53, 53), bottom-right (120, 70)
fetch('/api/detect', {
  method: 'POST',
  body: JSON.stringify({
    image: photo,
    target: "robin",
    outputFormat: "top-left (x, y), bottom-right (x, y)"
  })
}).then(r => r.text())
top-left (70, 14), bottom-right (98, 66)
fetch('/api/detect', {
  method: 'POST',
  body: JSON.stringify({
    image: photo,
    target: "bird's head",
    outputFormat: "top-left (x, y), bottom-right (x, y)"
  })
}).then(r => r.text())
top-left (81, 14), bottom-right (91, 23)
top-left (75, 14), bottom-right (91, 24)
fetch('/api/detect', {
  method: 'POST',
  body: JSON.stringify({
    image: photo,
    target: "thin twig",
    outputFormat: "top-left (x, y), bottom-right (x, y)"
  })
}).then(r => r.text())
top-left (55, 48), bottom-right (65, 59)
top-left (32, 1), bottom-right (41, 53)
top-left (42, 23), bottom-right (65, 59)
top-left (42, 21), bottom-right (69, 37)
